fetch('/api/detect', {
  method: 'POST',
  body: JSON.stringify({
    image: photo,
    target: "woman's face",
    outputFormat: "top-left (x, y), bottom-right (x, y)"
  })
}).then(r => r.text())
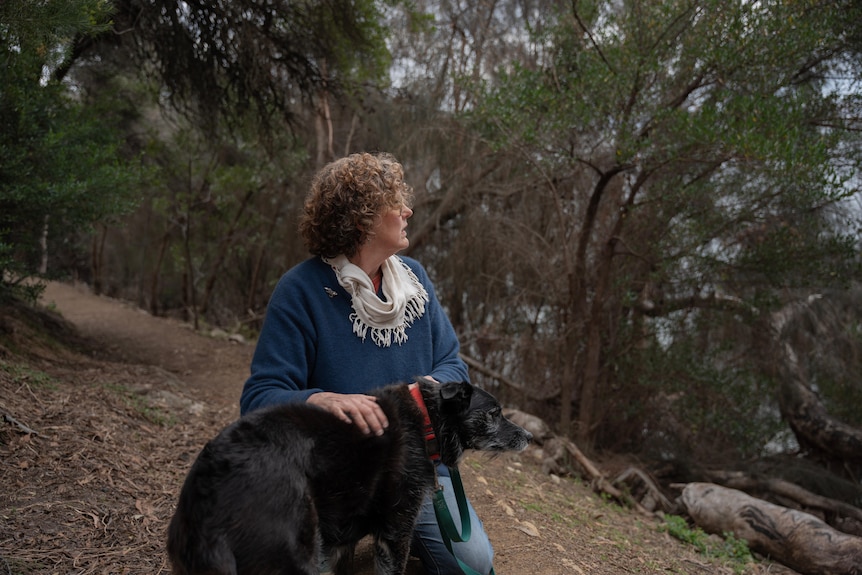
top-left (368, 197), bottom-right (413, 257)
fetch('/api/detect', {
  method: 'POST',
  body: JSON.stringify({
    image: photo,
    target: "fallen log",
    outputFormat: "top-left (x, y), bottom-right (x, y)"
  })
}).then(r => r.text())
top-left (681, 482), bottom-right (862, 575)
top-left (704, 469), bottom-right (862, 535)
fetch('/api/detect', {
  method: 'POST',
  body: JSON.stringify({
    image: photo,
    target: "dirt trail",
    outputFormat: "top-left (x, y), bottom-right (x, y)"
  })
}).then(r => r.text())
top-left (42, 282), bottom-right (251, 416)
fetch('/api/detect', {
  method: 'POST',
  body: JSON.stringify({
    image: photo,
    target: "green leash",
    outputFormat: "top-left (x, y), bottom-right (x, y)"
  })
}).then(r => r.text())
top-left (432, 467), bottom-right (497, 575)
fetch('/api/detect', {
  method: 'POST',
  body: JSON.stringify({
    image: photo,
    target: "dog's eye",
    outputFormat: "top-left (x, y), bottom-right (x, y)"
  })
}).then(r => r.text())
top-left (488, 407), bottom-right (501, 418)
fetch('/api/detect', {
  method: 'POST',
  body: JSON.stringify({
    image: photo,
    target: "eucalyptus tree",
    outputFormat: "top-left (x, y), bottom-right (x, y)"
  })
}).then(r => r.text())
top-left (465, 0), bottom-right (862, 461)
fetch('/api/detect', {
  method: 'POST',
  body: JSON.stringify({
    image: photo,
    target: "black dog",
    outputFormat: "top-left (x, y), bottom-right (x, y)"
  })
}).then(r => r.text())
top-left (167, 378), bottom-right (532, 575)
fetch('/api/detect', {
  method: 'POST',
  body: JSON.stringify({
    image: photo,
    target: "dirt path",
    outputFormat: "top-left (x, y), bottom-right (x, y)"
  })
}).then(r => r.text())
top-left (42, 282), bottom-right (251, 416)
top-left (0, 281), bottom-right (784, 574)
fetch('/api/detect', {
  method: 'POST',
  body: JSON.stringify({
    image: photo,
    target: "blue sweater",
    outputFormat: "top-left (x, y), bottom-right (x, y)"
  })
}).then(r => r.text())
top-left (240, 256), bottom-right (470, 415)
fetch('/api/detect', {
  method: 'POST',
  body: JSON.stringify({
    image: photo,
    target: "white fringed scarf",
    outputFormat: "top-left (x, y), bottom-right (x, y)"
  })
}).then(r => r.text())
top-left (324, 255), bottom-right (429, 347)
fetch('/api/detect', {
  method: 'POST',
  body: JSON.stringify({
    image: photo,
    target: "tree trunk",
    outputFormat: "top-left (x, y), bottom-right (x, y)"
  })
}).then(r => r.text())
top-left (199, 187), bottom-right (256, 314)
top-left (559, 310), bottom-right (577, 438)
top-left (181, 161), bottom-right (199, 330)
top-left (149, 232), bottom-right (171, 316)
top-left (246, 193), bottom-right (285, 315)
top-left (315, 61), bottom-right (334, 167)
top-left (90, 223), bottom-right (108, 296)
top-left (577, 310), bottom-right (602, 445)
top-left (39, 215), bottom-right (49, 275)
top-left (681, 482), bottom-right (862, 575)
top-left (569, 164), bottom-right (628, 444)
top-left (576, 167), bottom-right (639, 448)
top-left (778, 342), bottom-right (862, 461)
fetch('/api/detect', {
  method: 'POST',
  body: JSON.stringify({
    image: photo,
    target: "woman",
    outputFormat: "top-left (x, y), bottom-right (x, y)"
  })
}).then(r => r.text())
top-left (240, 152), bottom-right (494, 575)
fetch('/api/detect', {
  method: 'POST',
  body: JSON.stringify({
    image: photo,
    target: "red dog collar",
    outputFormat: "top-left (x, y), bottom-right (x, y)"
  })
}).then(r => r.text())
top-left (408, 383), bottom-right (440, 462)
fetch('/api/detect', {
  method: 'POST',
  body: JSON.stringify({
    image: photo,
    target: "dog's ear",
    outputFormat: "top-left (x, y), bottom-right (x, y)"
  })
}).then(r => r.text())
top-left (439, 381), bottom-right (473, 411)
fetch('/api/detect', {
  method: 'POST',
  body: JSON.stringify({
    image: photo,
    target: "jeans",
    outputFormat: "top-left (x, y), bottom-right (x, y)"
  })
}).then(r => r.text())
top-left (410, 469), bottom-right (494, 575)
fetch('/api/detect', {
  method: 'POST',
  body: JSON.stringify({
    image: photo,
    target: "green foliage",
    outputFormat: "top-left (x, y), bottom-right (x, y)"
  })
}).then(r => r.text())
top-left (0, 361), bottom-right (57, 390)
top-left (662, 515), bottom-right (753, 573)
top-left (0, 0), bottom-right (139, 296)
top-left (109, 0), bottom-right (398, 138)
top-left (104, 382), bottom-right (174, 426)
top-left (314, 0), bottom-right (393, 85)
top-left (463, 0), bottom-right (862, 452)
top-left (1, 0), bottom-right (112, 56)
top-left (606, 321), bottom-right (787, 458)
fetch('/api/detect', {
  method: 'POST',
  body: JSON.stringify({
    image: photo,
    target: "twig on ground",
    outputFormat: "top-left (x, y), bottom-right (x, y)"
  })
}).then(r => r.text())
top-left (2, 412), bottom-right (40, 436)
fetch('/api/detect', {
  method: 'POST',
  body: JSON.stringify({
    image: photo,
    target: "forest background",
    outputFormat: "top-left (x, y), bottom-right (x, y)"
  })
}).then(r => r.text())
top-left (4, 0), bottom-right (862, 520)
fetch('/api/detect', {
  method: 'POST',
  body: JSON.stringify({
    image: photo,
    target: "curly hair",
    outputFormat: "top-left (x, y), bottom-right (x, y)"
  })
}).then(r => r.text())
top-left (300, 152), bottom-right (415, 258)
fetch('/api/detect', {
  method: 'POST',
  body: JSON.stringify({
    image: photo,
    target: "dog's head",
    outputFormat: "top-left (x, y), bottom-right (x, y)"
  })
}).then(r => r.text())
top-left (430, 380), bottom-right (533, 467)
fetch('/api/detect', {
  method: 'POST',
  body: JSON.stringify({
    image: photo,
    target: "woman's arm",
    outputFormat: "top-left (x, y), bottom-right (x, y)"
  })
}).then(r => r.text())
top-left (240, 273), bottom-right (321, 414)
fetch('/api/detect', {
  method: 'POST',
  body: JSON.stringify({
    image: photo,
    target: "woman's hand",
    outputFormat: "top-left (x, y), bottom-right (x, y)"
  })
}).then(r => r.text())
top-left (307, 392), bottom-right (389, 436)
